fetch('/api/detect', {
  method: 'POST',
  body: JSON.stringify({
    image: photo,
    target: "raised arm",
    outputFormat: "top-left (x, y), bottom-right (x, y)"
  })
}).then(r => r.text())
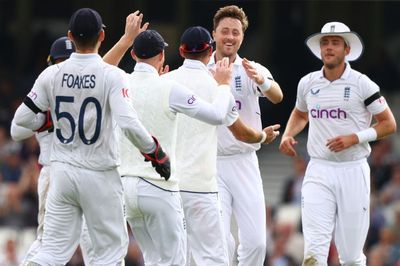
top-left (242, 58), bottom-right (283, 104)
top-left (103, 11), bottom-right (148, 66)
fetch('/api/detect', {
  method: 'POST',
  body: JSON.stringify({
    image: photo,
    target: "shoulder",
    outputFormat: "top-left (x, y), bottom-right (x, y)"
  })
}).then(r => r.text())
top-left (299, 70), bottom-right (320, 85)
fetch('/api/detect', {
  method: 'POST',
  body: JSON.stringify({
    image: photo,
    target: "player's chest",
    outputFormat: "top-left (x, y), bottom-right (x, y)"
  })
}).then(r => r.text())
top-left (305, 83), bottom-right (363, 114)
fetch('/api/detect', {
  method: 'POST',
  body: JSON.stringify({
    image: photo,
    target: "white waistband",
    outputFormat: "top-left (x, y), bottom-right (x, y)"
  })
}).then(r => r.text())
top-left (310, 157), bottom-right (367, 167)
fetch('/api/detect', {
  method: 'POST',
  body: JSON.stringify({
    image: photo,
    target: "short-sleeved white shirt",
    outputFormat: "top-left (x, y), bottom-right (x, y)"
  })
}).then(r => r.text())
top-left (25, 53), bottom-right (141, 170)
top-left (208, 53), bottom-right (274, 156)
top-left (296, 63), bottom-right (387, 162)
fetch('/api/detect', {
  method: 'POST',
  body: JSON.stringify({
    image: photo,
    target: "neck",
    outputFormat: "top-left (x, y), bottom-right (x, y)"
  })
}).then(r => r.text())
top-left (323, 62), bottom-right (346, 81)
top-left (215, 50), bottom-right (236, 64)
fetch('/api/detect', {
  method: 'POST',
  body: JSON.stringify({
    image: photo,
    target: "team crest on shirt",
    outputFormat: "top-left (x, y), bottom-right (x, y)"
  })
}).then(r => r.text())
top-left (343, 87), bottom-right (351, 101)
top-left (234, 76), bottom-right (242, 92)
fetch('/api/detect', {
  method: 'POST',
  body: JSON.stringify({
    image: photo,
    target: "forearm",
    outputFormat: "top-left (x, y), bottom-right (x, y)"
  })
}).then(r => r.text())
top-left (282, 108), bottom-right (308, 138)
top-left (13, 104), bottom-right (45, 131)
top-left (228, 117), bottom-right (263, 143)
top-left (10, 119), bottom-right (35, 141)
top-left (103, 36), bottom-right (132, 66)
top-left (262, 81), bottom-right (283, 104)
top-left (372, 108), bottom-right (397, 140)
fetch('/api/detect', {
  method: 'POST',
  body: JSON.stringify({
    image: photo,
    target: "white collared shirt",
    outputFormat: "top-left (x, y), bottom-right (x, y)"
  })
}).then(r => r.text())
top-left (296, 62), bottom-right (387, 162)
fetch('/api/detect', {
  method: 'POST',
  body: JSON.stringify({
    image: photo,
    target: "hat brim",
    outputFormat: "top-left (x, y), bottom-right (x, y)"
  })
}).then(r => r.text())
top-left (305, 31), bottom-right (364, 61)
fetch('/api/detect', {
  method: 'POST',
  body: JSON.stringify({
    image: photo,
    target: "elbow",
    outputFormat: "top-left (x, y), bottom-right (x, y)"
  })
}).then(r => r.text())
top-left (270, 93), bottom-right (283, 104)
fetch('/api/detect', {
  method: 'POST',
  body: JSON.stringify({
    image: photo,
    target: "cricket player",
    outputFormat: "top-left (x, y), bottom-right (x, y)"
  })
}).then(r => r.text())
top-left (104, 27), bottom-right (241, 265)
top-left (163, 26), bottom-right (280, 266)
top-left (279, 22), bottom-right (396, 265)
top-left (10, 36), bottom-right (79, 264)
top-left (13, 8), bottom-right (170, 265)
top-left (209, 5), bottom-right (283, 265)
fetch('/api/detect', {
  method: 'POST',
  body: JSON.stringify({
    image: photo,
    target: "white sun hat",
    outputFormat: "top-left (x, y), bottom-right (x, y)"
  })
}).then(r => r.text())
top-left (305, 21), bottom-right (364, 61)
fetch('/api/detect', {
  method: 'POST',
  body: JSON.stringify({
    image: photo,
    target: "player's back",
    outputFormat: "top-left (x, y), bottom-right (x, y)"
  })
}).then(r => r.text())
top-left (47, 53), bottom-right (124, 170)
top-left (119, 66), bottom-right (178, 190)
top-left (164, 61), bottom-right (219, 192)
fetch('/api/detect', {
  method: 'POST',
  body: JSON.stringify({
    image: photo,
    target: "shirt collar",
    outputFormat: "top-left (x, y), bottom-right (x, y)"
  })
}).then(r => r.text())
top-left (134, 62), bottom-right (159, 75)
top-left (70, 53), bottom-right (102, 61)
top-left (318, 62), bottom-right (352, 80)
top-left (182, 59), bottom-right (209, 72)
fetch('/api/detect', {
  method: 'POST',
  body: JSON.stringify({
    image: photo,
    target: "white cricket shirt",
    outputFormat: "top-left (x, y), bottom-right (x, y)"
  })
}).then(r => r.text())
top-left (208, 53), bottom-right (274, 156)
top-left (164, 59), bottom-right (238, 192)
top-left (296, 63), bottom-right (388, 162)
top-left (14, 53), bottom-right (155, 170)
top-left (119, 62), bottom-right (236, 191)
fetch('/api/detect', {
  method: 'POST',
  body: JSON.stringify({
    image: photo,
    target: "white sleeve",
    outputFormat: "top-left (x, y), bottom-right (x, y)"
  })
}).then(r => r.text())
top-left (108, 71), bottom-right (155, 153)
top-left (13, 104), bottom-right (46, 130)
top-left (359, 75), bottom-right (388, 115)
top-left (169, 83), bottom-right (237, 125)
top-left (10, 118), bottom-right (35, 141)
top-left (295, 76), bottom-right (308, 112)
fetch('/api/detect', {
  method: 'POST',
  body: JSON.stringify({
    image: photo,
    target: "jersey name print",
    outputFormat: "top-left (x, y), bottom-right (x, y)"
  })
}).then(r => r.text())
top-left (62, 73), bottom-right (96, 89)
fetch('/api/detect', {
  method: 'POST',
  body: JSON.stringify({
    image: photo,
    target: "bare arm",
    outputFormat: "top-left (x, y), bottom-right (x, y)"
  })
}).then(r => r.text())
top-left (279, 108), bottom-right (309, 157)
top-left (228, 117), bottom-right (280, 144)
top-left (263, 81), bottom-right (283, 104)
top-left (103, 11), bottom-right (148, 66)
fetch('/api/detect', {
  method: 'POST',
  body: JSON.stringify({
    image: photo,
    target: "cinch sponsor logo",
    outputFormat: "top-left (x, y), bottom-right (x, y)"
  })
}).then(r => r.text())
top-left (310, 107), bottom-right (347, 119)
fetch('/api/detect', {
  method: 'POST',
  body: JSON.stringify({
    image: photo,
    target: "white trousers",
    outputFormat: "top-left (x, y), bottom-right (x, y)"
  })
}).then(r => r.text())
top-left (217, 151), bottom-right (267, 266)
top-left (30, 162), bottom-right (128, 265)
top-left (302, 158), bottom-right (370, 266)
top-left (122, 177), bottom-right (186, 266)
top-left (23, 166), bottom-right (50, 263)
top-left (180, 192), bottom-right (229, 266)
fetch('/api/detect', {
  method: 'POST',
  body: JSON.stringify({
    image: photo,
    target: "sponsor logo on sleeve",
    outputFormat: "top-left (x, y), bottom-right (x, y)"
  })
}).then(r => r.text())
top-left (28, 91), bottom-right (38, 100)
top-left (121, 88), bottom-right (129, 98)
top-left (187, 95), bottom-right (196, 104)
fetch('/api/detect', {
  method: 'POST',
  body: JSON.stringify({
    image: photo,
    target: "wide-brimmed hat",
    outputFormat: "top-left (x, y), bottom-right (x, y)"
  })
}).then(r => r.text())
top-left (305, 22), bottom-right (363, 61)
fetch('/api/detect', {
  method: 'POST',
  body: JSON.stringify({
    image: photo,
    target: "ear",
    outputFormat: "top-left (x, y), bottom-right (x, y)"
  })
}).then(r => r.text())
top-left (130, 50), bottom-right (138, 61)
top-left (67, 31), bottom-right (74, 42)
top-left (178, 46), bottom-right (185, 58)
top-left (345, 45), bottom-right (350, 56)
top-left (212, 30), bottom-right (216, 39)
top-left (99, 30), bottom-right (105, 42)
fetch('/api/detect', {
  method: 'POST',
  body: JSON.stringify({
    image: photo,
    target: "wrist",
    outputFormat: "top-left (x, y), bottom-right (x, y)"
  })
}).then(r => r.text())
top-left (259, 131), bottom-right (267, 144)
top-left (356, 128), bottom-right (377, 143)
top-left (258, 78), bottom-right (272, 93)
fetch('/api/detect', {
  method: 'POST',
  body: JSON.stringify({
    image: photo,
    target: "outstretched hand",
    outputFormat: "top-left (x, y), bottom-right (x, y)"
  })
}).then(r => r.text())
top-left (262, 124), bottom-right (280, 144)
top-left (279, 136), bottom-right (299, 157)
top-left (121, 10), bottom-right (149, 47)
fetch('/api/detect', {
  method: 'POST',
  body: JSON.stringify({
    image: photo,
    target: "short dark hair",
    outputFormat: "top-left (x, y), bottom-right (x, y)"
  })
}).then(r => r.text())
top-left (71, 33), bottom-right (100, 50)
top-left (213, 5), bottom-right (249, 33)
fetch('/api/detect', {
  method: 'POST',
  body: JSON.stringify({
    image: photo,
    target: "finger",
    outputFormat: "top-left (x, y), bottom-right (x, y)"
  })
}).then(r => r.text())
top-left (141, 22), bottom-right (149, 31)
top-left (164, 65), bottom-right (169, 73)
